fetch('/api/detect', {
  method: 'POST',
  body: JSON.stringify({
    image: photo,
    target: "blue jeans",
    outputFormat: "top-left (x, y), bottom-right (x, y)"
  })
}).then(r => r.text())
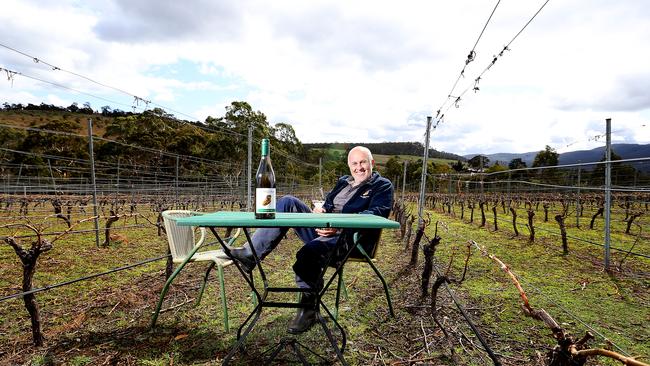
top-left (248, 195), bottom-right (340, 289)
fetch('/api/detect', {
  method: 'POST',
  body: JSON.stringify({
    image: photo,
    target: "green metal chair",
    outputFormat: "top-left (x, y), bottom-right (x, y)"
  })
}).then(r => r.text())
top-left (151, 210), bottom-right (238, 332)
top-left (332, 231), bottom-right (394, 319)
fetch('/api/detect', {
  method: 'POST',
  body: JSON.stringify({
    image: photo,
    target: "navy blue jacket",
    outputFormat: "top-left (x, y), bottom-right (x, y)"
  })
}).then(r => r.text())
top-left (322, 172), bottom-right (394, 258)
top-left (323, 172), bottom-right (393, 218)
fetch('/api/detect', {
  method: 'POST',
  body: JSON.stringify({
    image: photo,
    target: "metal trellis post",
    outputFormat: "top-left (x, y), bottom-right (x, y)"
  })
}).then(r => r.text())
top-left (576, 164), bottom-right (581, 228)
top-left (247, 123), bottom-right (252, 211)
top-left (175, 155), bottom-right (179, 208)
top-left (401, 160), bottom-right (408, 202)
top-left (87, 118), bottom-right (100, 248)
top-left (47, 159), bottom-right (57, 194)
top-left (418, 116), bottom-right (432, 225)
top-left (116, 157), bottom-right (120, 201)
top-left (604, 118), bottom-right (612, 271)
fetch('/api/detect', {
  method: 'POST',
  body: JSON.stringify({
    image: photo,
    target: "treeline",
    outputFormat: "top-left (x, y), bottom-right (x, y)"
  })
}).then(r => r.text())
top-left (1, 102), bottom-right (469, 189)
top-left (305, 142), bottom-right (466, 161)
top-left (2, 101), bottom-right (135, 117)
top-left (0, 101), bottom-right (324, 185)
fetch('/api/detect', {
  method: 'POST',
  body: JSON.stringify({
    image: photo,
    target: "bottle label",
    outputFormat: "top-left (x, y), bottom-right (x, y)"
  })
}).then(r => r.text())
top-left (255, 188), bottom-right (276, 213)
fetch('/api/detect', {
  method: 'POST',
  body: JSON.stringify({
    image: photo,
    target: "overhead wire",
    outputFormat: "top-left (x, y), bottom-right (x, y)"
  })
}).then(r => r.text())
top-left (437, 0), bottom-right (502, 116)
top-left (0, 66), bottom-right (140, 112)
top-left (435, 0), bottom-right (552, 126)
top-left (558, 124), bottom-right (649, 151)
top-left (1, 43), bottom-right (135, 98)
top-left (1, 43), bottom-right (320, 168)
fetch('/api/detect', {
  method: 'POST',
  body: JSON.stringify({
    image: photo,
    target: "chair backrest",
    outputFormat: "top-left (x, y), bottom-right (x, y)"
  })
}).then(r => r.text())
top-left (162, 210), bottom-right (206, 260)
top-left (347, 229), bottom-right (382, 261)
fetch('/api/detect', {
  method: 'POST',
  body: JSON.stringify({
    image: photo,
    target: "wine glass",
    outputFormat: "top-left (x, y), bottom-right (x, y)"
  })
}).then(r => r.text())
top-left (312, 200), bottom-right (325, 211)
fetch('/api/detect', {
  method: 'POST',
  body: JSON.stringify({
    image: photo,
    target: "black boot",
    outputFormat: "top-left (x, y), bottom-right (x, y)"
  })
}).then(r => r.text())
top-left (227, 246), bottom-right (256, 273)
top-left (288, 292), bottom-right (317, 334)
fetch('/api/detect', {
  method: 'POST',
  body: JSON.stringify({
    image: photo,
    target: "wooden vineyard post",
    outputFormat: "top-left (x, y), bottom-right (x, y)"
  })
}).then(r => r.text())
top-left (410, 219), bottom-right (426, 266)
top-left (468, 200), bottom-right (475, 223)
top-left (590, 207), bottom-right (604, 229)
top-left (555, 214), bottom-right (569, 255)
top-left (510, 207), bottom-right (519, 236)
top-left (2, 218), bottom-right (96, 346)
top-left (459, 198), bottom-right (465, 220)
top-left (527, 208), bottom-right (535, 242)
top-left (420, 237), bottom-right (440, 297)
top-left (625, 212), bottom-right (643, 234)
top-left (102, 210), bottom-right (120, 247)
top-left (403, 215), bottom-right (414, 250)
top-left (543, 202), bottom-right (550, 222)
top-left (4, 232), bottom-right (51, 346)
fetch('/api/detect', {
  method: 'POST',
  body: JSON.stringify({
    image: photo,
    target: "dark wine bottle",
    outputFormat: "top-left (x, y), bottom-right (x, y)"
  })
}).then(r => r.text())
top-left (255, 138), bottom-right (276, 219)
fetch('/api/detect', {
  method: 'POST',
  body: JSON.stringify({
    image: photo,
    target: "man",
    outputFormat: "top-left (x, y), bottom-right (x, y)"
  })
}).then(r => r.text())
top-left (227, 146), bottom-right (393, 333)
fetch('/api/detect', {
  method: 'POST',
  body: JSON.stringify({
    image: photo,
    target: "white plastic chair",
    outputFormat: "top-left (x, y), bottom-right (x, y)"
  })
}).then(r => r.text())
top-left (151, 210), bottom-right (237, 331)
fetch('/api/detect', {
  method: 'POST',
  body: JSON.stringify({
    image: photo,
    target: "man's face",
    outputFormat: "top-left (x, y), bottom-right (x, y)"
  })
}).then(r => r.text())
top-left (348, 149), bottom-right (373, 184)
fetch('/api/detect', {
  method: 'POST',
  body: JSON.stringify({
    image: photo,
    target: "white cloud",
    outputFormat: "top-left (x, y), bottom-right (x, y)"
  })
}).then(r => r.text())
top-left (1, 0), bottom-right (649, 156)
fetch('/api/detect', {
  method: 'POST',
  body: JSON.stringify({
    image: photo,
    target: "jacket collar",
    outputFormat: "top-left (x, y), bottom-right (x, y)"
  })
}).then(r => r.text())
top-left (342, 171), bottom-right (379, 187)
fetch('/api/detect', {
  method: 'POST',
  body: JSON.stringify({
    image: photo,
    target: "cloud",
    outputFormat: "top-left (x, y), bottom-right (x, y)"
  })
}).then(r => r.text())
top-left (2, 0), bottom-right (650, 158)
top-left (267, 4), bottom-right (437, 72)
top-left (93, 0), bottom-right (245, 42)
top-left (557, 74), bottom-right (650, 112)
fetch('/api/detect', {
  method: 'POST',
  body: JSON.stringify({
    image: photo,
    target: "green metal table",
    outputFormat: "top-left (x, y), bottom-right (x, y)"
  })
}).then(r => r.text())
top-left (176, 211), bottom-right (399, 365)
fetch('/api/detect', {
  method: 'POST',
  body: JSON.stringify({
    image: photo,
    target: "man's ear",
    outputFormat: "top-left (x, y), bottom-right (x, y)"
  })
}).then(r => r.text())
top-left (371, 159), bottom-right (375, 168)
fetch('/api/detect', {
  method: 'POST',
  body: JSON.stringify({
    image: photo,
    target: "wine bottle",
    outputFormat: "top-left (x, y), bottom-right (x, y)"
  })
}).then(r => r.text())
top-left (255, 138), bottom-right (276, 219)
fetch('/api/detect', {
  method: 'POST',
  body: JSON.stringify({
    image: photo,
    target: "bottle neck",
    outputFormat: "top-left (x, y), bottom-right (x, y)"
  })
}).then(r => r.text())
top-left (261, 140), bottom-right (269, 157)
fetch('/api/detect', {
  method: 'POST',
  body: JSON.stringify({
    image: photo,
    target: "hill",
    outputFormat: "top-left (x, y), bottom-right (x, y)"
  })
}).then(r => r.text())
top-left (559, 144), bottom-right (650, 164)
top-left (0, 102), bottom-right (322, 185)
top-left (464, 143), bottom-right (650, 170)
top-left (305, 142), bottom-right (466, 161)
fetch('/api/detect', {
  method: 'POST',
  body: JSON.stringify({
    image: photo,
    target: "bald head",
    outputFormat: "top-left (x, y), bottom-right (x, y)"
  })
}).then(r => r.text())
top-left (347, 146), bottom-right (374, 185)
top-left (348, 146), bottom-right (373, 163)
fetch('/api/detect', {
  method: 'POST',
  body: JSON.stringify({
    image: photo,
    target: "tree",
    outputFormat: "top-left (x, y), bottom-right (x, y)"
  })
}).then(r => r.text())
top-left (590, 150), bottom-right (638, 186)
top-left (532, 145), bottom-right (559, 167)
top-left (273, 122), bottom-right (303, 160)
top-left (508, 158), bottom-right (529, 180)
top-left (468, 155), bottom-right (489, 170)
top-left (204, 101), bottom-right (274, 178)
top-left (450, 160), bottom-right (465, 172)
top-left (532, 145), bottom-right (560, 183)
top-left (508, 158), bottom-right (527, 170)
top-left (101, 108), bottom-right (179, 170)
top-left (384, 156), bottom-right (404, 184)
top-left (486, 163), bottom-right (507, 173)
top-left (430, 161), bottom-right (451, 175)
top-left (66, 102), bottom-right (79, 113)
top-left (80, 102), bottom-right (93, 114)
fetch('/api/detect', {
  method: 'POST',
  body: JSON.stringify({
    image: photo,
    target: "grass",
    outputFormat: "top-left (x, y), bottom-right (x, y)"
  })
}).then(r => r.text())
top-left (373, 153), bottom-right (458, 167)
top-left (424, 198), bottom-right (649, 362)
top-left (0, 198), bottom-right (648, 365)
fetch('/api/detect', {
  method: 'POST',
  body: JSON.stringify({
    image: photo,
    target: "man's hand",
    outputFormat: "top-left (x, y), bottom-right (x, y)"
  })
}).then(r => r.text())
top-left (313, 207), bottom-right (338, 236)
top-left (315, 228), bottom-right (339, 237)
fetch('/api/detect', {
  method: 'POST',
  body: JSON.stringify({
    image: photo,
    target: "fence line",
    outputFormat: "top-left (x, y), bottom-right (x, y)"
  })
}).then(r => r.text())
top-left (0, 254), bottom-right (170, 302)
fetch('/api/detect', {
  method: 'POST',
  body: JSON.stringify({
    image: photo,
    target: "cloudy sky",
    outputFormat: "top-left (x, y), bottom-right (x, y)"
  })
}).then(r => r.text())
top-left (1, 0), bottom-right (649, 156)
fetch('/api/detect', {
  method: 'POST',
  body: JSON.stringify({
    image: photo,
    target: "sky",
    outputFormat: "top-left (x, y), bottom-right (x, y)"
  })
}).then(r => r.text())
top-left (1, 0), bottom-right (649, 156)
